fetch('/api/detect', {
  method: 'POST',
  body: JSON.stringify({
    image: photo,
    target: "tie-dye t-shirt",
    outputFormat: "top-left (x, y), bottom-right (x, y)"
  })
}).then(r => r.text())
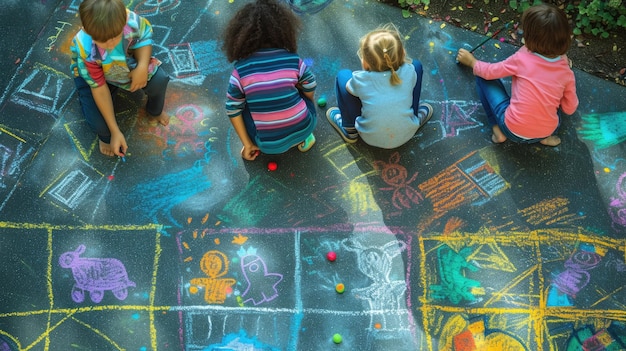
top-left (70, 10), bottom-right (161, 90)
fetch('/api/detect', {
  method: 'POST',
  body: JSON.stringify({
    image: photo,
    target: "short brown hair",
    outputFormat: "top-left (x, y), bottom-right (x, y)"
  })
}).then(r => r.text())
top-left (522, 3), bottom-right (572, 56)
top-left (79, 0), bottom-right (127, 42)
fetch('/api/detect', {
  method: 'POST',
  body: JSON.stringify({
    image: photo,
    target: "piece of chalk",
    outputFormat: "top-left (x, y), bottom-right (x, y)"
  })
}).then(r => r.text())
top-left (267, 161), bottom-right (278, 171)
top-left (326, 251), bottom-right (337, 262)
top-left (317, 97), bottom-right (327, 107)
top-left (335, 283), bottom-right (345, 294)
top-left (332, 333), bottom-right (342, 344)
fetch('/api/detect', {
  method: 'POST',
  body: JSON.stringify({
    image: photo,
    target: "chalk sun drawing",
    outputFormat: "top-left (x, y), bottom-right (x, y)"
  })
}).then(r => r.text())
top-left (59, 245), bottom-right (136, 303)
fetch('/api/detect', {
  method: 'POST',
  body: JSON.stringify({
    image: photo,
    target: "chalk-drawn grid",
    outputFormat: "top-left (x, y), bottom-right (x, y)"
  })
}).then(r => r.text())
top-left (177, 226), bottom-right (419, 350)
top-left (417, 229), bottom-right (626, 351)
top-left (0, 222), bottom-right (163, 351)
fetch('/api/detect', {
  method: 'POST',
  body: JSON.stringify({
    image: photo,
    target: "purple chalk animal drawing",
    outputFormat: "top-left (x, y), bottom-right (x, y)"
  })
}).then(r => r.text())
top-left (59, 245), bottom-right (136, 303)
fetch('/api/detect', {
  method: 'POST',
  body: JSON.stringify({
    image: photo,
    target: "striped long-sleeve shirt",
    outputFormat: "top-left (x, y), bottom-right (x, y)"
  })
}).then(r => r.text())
top-left (226, 49), bottom-right (317, 154)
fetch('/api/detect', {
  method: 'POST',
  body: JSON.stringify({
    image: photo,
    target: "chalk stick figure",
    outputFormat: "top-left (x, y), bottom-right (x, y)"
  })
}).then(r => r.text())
top-left (59, 245), bottom-right (135, 303)
top-left (189, 250), bottom-right (236, 304)
top-left (343, 238), bottom-right (409, 333)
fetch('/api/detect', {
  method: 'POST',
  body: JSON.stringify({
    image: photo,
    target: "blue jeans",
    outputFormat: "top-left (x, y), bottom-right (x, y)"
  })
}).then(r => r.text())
top-left (475, 77), bottom-right (558, 143)
top-left (74, 67), bottom-right (170, 143)
top-left (335, 60), bottom-right (424, 128)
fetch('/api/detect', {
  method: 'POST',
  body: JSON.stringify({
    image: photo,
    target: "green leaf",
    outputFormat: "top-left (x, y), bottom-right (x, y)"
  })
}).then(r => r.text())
top-left (510, 0), bottom-right (518, 9)
top-left (402, 9), bottom-right (411, 18)
top-left (601, 31), bottom-right (610, 38)
top-left (573, 27), bottom-right (582, 35)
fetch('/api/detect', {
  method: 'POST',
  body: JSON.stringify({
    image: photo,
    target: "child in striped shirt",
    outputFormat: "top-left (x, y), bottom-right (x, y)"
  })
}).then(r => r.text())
top-left (223, 0), bottom-right (317, 161)
top-left (70, 0), bottom-right (170, 157)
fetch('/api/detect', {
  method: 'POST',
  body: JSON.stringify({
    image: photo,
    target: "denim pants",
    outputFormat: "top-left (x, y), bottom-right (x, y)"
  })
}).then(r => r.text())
top-left (334, 59), bottom-right (424, 128)
top-left (475, 76), bottom-right (557, 143)
top-left (74, 67), bottom-right (170, 143)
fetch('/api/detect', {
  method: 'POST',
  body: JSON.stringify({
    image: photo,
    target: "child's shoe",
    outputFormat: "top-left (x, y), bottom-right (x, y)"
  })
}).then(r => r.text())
top-left (298, 133), bottom-right (316, 152)
top-left (326, 107), bottom-right (358, 143)
top-left (417, 103), bottom-right (434, 127)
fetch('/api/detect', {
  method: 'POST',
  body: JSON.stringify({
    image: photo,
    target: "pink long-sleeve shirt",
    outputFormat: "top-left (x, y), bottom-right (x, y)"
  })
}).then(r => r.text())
top-left (473, 46), bottom-right (578, 139)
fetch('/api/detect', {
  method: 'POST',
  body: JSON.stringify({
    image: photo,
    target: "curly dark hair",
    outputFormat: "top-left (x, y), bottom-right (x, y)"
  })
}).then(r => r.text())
top-left (222, 0), bottom-right (302, 62)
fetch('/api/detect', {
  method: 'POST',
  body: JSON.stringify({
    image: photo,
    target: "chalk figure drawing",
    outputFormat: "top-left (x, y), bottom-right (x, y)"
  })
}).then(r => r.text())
top-left (59, 245), bottom-right (136, 303)
top-left (374, 152), bottom-right (423, 209)
top-left (343, 239), bottom-right (409, 333)
top-left (189, 250), bottom-right (236, 304)
top-left (239, 248), bottom-right (284, 305)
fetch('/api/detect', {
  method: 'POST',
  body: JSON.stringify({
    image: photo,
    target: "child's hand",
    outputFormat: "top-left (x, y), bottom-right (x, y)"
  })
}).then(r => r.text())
top-left (457, 49), bottom-right (477, 68)
top-left (241, 145), bottom-right (260, 161)
top-left (110, 131), bottom-right (128, 157)
top-left (128, 66), bottom-right (149, 92)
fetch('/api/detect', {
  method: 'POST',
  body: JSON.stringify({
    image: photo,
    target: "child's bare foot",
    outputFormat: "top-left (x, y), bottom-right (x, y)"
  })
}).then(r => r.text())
top-left (491, 126), bottom-right (507, 144)
top-left (150, 112), bottom-right (170, 126)
top-left (540, 135), bottom-right (561, 146)
top-left (99, 140), bottom-right (116, 156)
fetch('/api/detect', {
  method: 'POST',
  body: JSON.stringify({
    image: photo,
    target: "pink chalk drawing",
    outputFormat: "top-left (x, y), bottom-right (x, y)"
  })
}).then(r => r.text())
top-left (239, 247), bottom-right (283, 306)
top-left (59, 245), bottom-right (136, 303)
top-left (374, 152), bottom-right (423, 209)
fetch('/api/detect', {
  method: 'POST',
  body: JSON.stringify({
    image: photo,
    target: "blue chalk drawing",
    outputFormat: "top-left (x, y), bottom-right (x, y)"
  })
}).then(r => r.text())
top-left (203, 329), bottom-right (280, 350)
top-left (130, 142), bottom-right (216, 230)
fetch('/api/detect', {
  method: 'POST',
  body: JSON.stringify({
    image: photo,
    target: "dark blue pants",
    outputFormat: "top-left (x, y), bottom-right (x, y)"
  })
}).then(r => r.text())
top-left (74, 67), bottom-right (170, 143)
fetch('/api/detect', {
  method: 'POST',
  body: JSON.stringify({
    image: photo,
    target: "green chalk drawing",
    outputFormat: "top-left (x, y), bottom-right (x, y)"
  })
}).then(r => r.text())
top-left (430, 245), bottom-right (482, 304)
top-left (220, 174), bottom-right (288, 226)
top-left (579, 112), bottom-right (626, 149)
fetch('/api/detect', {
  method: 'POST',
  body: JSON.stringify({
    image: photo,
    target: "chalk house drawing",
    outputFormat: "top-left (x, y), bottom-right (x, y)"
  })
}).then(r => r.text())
top-left (59, 245), bottom-right (136, 303)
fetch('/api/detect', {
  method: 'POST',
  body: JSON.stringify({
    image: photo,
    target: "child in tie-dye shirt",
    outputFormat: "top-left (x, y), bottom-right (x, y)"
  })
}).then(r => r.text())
top-left (70, 0), bottom-right (170, 157)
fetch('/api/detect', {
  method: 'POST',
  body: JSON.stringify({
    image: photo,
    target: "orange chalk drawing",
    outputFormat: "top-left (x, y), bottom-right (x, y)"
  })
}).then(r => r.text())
top-left (189, 250), bottom-right (236, 304)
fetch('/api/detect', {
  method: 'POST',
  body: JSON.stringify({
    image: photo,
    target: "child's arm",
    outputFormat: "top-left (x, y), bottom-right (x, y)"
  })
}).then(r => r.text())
top-left (92, 85), bottom-right (127, 156)
top-left (229, 115), bottom-right (260, 161)
top-left (128, 45), bottom-right (152, 92)
top-left (301, 89), bottom-right (315, 101)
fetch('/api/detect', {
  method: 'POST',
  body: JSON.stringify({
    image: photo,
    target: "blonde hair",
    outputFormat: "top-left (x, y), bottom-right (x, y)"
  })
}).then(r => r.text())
top-left (79, 0), bottom-right (127, 42)
top-left (358, 23), bottom-right (409, 85)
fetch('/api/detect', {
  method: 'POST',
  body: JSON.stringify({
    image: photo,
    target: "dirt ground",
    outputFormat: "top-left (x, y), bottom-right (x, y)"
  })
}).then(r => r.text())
top-left (396, 0), bottom-right (626, 87)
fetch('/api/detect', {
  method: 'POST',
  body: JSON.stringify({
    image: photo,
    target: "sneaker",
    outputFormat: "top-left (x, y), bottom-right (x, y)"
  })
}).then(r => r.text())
top-left (417, 103), bottom-right (434, 127)
top-left (298, 133), bottom-right (316, 152)
top-left (326, 107), bottom-right (358, 143)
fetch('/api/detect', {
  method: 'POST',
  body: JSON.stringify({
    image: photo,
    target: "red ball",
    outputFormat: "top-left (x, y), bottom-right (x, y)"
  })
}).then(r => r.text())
top-left (267, 161), bottom-right (278, 171)
top-left (326, 251), bottom-right (337, 262)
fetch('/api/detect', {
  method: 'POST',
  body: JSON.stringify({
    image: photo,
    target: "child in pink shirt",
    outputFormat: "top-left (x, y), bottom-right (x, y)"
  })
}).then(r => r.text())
top-left (457, 3), bottom-right (578, 146)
